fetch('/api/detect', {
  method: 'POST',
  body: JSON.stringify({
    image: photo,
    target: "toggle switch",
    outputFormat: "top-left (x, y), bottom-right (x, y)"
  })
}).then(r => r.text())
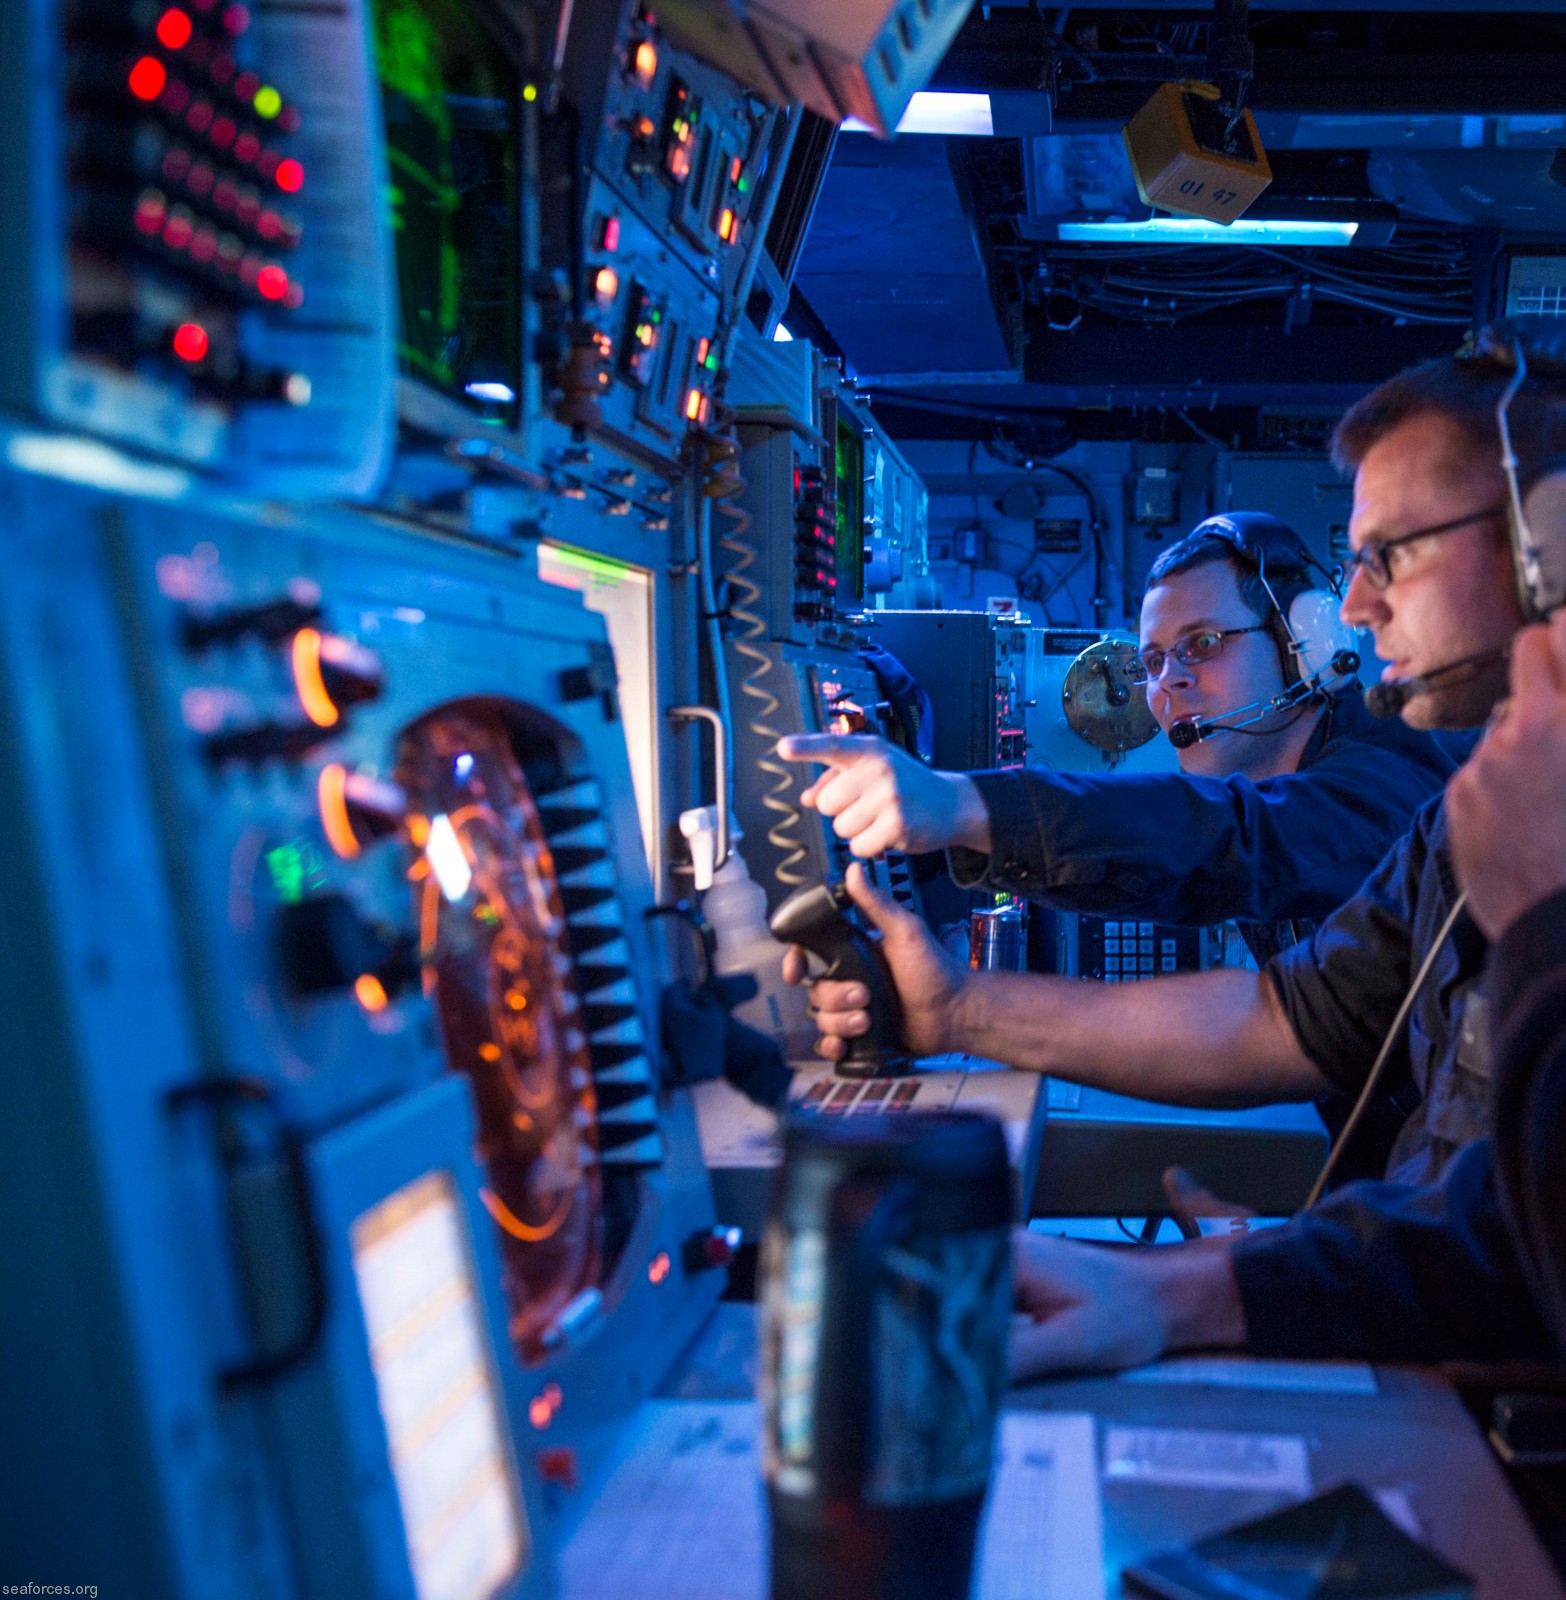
top-left (317, 764), bottom-right (406, 860)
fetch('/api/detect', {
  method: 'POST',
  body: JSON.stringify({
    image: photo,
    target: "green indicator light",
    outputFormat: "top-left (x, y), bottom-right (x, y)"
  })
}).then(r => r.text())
top-left (737, 176), bottom-right (750, 193)
top-left (704, 352), bottom-right (719, 370)
top-left (253, 85), bottom-right (282, 119)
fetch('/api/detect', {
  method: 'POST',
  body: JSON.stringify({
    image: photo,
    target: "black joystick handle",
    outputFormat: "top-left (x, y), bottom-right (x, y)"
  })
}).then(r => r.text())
top-left (769, 882), bottom-right (912, 1080)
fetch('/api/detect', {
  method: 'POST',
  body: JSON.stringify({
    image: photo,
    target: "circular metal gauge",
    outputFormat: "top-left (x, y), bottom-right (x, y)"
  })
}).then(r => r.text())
top-left (398, 707), bottom-right (601, 1360)
top-left (1061, 636), bottom-right (1160, 753)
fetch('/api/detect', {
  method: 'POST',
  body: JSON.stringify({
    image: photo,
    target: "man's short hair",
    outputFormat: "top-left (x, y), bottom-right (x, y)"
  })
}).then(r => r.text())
top-left (1332, 330), bottom-right (1566, 480)
top-left (1145, 531), bottom-right (1306, 627)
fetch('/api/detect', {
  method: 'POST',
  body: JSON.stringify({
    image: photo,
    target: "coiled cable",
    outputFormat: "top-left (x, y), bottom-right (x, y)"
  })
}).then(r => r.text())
top-left (704, 407), bottom-right (809, 887)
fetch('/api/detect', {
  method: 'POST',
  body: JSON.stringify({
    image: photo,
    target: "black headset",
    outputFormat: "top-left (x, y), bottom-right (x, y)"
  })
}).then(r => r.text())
top-left (1182, 512), bottom-right (1357, 689)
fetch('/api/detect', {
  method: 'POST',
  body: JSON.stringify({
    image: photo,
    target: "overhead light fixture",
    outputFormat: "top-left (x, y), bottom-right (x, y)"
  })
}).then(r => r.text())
top-left (1056, 217), bottom-right (1359, 247)
top-left (845, 91), bottom-right (993, 138)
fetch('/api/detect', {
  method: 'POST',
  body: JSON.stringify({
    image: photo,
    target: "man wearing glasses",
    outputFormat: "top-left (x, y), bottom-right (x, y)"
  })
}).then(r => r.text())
top-left (795, 329), bottom-right (1566, 1369)
top-left (780, 515), bottom-right (1459, 977)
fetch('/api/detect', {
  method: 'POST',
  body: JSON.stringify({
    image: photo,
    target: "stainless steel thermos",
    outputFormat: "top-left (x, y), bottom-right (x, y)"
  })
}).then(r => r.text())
top-left (760, 1111), bottom-right (1012, 1600)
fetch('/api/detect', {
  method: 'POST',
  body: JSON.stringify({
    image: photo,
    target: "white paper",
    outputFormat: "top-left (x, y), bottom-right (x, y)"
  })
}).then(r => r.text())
top-left (1103, 1425), bottom-right (1311, 1495)
top-left (557, 1402), bottom-right (1105, 1600)
top-left (1121, 1356), bottom-right (1377, 1396)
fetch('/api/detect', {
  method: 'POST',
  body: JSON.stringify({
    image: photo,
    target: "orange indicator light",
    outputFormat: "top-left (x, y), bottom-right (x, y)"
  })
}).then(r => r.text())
top-left (718, 207), bottom-right (736, 241)
top-left (291, 627), bottom-right (340, 728)
top-left (696, 337), bottom-right (710, 366)
top-left (528, 1396), bottom-right (552, 1430)
top-left (648, 1251), bottom-right (671, 1284)
top-left (317, 762), bottom-right (360, 859)
top-left (353, 973), bottom-right (389, 1013)
top-left (730, 156), bottom-right (743, 183)
top-left (129, 56), bottom-right (167, 101)
top-left (593, 266), bottom-right (619, 304)
top-left (685, 388), bottom-right (706, 422)
top-left (633, 39), bottom-right (658, 83)
top-left (156, 8), bottom-right (193, 49)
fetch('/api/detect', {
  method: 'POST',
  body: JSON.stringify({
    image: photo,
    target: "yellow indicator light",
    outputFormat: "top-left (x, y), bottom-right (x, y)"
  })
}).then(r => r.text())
top-left (317, 762), bottom-right (360, 859)
top-left (686, 388), bottom-right (705, 422)
top-left (636, 322), bottom-right (655, 346)
top-left (291, 627), bottom-right (340, 728)
top-left (594, 266), bottom-right (619, 303)
top-left (354, 973), bottom-right (389, 1013)
top-left (718, 207), bottom-right (736, 241)
top-left (252, 85), bottom-right (282, 118)
top-left (523, 83), bottom-right (538, 102)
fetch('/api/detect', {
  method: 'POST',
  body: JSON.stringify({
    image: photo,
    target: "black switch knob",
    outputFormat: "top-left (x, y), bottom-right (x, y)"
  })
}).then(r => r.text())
top-left (276, 892), bottom-right (417, 1002)
top-left (182, 595), bottom-right (323, 652)
top-left (205, 718), bottom-right (336, 766)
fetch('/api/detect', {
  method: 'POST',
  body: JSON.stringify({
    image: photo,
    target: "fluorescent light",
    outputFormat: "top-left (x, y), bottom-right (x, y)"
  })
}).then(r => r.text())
top-left (845, 91), bottom-right (994, 138)
top-left (464, 380), bottom-right (516, 403)
top-left (6, 433), bottom-right (191, 499)
top-left (773, 324), bottom-right (794, 342)
top-left (1057, 217), bottom-right (1360, 247)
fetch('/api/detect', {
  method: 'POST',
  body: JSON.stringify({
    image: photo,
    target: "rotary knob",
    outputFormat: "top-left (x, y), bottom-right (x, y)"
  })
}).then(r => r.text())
top-left (276, 891), bottom-right (417, 1008)
top-left (317, 764), bottom-right (406, 860)
top-left (291, 627), bottom-right (383, 728)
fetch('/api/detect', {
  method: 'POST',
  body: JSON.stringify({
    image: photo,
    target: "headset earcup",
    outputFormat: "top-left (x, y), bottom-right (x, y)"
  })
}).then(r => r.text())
top-left (1518, 466), bottom-right (1566, 620)
top-left (1287, 590), bottom-right (1359, 681)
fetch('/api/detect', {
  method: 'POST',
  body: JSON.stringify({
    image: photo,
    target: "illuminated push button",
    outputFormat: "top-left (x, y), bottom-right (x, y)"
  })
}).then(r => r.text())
top-left (683, 1224), bottom-right (743, 1274)
top-left (276, 891), bottom-right (417, 1001)
top-left (317, 763), bottom-right (406, 860)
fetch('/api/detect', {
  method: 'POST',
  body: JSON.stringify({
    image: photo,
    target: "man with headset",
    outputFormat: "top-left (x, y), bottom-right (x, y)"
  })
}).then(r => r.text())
top-left (794, 327), bottom-right (1566, 1368)
top-left (779, 514), bottom-right (1458, 973)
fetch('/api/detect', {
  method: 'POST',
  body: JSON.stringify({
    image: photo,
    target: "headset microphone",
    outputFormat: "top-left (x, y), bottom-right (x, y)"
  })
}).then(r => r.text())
top-left (1363, 644), bottom-right (1512, 720)
top-left (1170, 646), bottom-right (1361, 747)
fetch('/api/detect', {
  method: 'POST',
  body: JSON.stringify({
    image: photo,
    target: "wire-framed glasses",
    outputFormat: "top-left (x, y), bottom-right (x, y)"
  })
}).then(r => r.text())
top-left (1125, 624), bottom-right (1268, 684)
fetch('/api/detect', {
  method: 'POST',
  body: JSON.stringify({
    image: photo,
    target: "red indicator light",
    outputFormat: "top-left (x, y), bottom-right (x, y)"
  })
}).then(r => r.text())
top-left (221, 3), bottom-right (250, 33)
top-left (648, 1251), bottom-right (671, 1284)
top-left (189, 227), bottom-right (217, 262)
top-left (599, 213), bottom-right (620, 252)
top-left (528, 1396), bottom-right (552, 1430)
top-left (233, 71), bottom-right (259, 101)
top-left (233, 130), bottom-right (260, 163)
top-left (129, 56), bottom-right (167, 101)
top-left (172, 322), bottom-right (208, 362)
top-left (696, 337), bottom-right (710, 366)
top-left (133, 191), bottom-right (166, 234)
top-left (730, 155), bottom-right (743, 184)
top-left (155, 9), bottom-right (193, 49)
top-left (209, 52), bottom-right (235, 85)
top-left (161, 147), bottom-right (192, 182)
top-left (162, 211), bottom-right (194, 249)
top-left (159, 79), bottom-right (191, 113)
top-left (274, 158), bottom-right (304, 193)
top-left (210, 117), bottom-right (236, 148)
top-left (186, 99), bottom-right (213, 132)
top-left (283, 281), bottom-right (304, 309)
top-left (187, 162), bottom-right (214, 197)
top-left (256, 263), bottom-right (288, 300)
top-left (257, 210), bottom-right (281, 239)
top-left (277, 106), bottom-right (301, 134)
top-left (212, 178), bottom-right (238, 212)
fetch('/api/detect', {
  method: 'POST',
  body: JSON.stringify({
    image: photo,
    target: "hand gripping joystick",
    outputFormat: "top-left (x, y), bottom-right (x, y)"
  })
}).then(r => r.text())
top-left (769, 882), bottom-right (912, 1080)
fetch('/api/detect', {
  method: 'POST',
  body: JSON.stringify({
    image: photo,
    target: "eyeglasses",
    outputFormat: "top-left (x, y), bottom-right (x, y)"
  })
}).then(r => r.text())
top-left (1125, 624), bottom-right (1268, 685)
top-left (1344, 504), bottom-right (1506, 591)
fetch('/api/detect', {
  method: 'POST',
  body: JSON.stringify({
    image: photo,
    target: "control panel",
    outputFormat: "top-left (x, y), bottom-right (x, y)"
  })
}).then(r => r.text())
top-left (545, 2), bottom-right (794, 473)
top-left (0, 0), bottom-right (394, 496)
top-left (1058, 918), bottom-right (1223, 983)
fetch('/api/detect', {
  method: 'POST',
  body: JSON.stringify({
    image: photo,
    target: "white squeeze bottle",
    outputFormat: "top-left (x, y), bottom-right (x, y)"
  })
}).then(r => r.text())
top-left (679, 807), bottom-right (815, 1061)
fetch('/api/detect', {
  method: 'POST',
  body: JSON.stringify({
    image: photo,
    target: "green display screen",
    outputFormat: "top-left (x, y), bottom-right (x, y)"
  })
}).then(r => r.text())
top-left (374, 0), bottom-right (521, 427)
top-left (835, 421), bottom-right (864, 604)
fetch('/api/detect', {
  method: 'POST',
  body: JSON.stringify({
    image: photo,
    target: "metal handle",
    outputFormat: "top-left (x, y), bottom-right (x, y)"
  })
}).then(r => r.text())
top-left (668, 704), bottom-right (730, 873)
top-left (165, 1075), bottom-right (329, 1393)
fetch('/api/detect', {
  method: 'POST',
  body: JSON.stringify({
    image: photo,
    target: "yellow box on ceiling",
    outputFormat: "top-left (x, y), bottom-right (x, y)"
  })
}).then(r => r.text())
top-left (1122, 81), bottom-right (1272, 225)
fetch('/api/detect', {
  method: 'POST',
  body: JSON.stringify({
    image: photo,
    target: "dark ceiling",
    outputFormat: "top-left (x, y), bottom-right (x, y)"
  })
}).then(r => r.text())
top-left (785, 6), bottom-right (1566, 446)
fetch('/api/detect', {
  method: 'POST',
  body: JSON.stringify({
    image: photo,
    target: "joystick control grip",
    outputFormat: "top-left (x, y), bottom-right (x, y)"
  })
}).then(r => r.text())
top-left (769, 883), bottom-right (912, 1080)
